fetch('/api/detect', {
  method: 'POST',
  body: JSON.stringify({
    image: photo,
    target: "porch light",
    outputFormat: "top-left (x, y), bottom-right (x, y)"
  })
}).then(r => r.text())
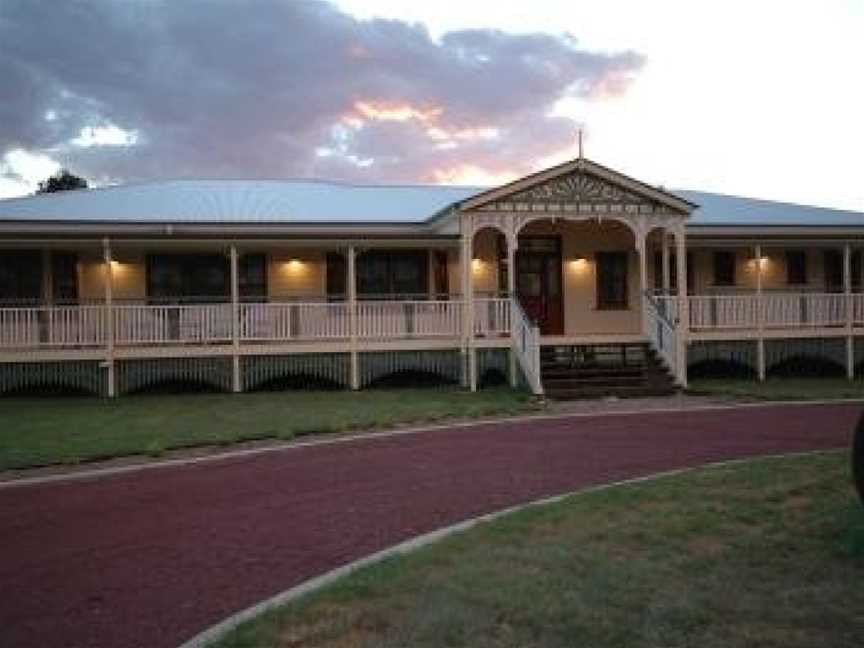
top-left (751, 255), bottom-right (769, 269)
top-left (570, 256), bottom-right (588, 271)
top-left (282, 257), bottom-right (305, 276)
top-left (471, 258), bottom-right (483, 272)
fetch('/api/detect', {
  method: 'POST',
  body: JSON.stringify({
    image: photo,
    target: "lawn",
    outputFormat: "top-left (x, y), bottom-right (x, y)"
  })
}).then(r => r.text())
top-left (213, 452), bottom-right (864, 648)
top-left (0, 387), bottom-right (535, 471)
top-left (689, 377), bottom-right (864, 401)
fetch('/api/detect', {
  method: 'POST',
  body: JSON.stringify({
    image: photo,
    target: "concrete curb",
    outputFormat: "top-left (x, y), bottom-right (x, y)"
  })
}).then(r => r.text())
top-left (2, 398), bottom-right (861, 490)
top-left (176, 448), bottom-right (843, 648)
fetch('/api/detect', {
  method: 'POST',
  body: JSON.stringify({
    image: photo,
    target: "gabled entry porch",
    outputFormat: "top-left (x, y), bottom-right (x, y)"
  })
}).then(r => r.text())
top-left (461, 157), bottom-right (694, 392)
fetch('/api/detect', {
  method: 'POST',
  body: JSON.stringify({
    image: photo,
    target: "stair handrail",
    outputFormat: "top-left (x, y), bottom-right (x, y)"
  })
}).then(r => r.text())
top-left (510, 298), bottom-right (544, 396)
top-left (643, 291), bottom-right (679, 382)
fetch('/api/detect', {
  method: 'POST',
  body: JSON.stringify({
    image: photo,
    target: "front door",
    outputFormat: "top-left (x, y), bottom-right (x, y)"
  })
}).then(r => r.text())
top-left (516, 236), bottom-right (563, 334)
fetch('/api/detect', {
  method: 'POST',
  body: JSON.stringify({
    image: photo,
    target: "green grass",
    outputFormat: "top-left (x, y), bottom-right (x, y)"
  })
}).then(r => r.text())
top-left (212, 452), bottom-right (864, 648)
top-left (689, 377), bottom-right (864, 401)
top-left (0, 387), bottom-right (535, 471)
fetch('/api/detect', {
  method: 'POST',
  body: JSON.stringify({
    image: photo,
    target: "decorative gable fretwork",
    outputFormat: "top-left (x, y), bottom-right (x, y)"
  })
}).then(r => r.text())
top-left (460, 158), bottom-right (693, 250)
top-left (473, 170), bottom-right (666, 216)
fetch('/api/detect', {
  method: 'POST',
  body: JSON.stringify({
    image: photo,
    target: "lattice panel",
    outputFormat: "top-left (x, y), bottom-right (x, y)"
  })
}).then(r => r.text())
top-left (360, 350), bottom-right (462, 387)
top-left (477, 348), bottom-right (510, 387)
top-left (117, 357), bottom-right (233, 394)
top-left (0, 361), bottom-right (106, 396)
top-left (242, 353), bottom-right (350, 390)
top-left (687, 340), bottom-right (757, 374)
top-left (765, 337), bottom-right (846, 376)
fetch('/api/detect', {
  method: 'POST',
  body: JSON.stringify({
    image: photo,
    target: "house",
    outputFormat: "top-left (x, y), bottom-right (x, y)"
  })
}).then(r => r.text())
top-left (0, 157), bottom-right (862, 398)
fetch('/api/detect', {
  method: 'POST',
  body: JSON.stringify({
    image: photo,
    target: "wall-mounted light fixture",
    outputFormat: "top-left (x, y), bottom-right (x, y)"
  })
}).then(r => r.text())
top-left (750, 255), bottom-right (769, 269)
top-left (283, 257), bottom-right (304, 275)
top-left (569, 255), bottom-right (588, 271)
top-left (471, 258), bottom-right (483, 272)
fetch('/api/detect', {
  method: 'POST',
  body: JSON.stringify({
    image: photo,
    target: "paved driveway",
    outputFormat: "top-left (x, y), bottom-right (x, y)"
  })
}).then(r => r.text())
top-left (0, 402), bottom-right (859, 648)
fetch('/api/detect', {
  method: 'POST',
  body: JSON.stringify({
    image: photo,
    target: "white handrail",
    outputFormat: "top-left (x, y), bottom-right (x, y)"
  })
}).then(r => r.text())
top-left (1, 293), bottom-right (861, 351)
top-left (239, 302), bottom-right (351, 341)
top-left (114, 304), bottom-right (232, 345)
top-left (0, 306), bottom-right (106, 348)
top-left (689, 292), bottom-right (858, 331)
top-left (510, 298), bottom-right (543, 396)
top-left (357, 300), bottom-right (462, 339)
top-left (644, 292), bottom-right (678, 380)
top-left (474, 297), bottom-right (511, 337)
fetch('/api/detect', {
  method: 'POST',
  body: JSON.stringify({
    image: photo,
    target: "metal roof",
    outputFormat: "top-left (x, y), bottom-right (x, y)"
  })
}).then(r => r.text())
top-left (0, 179), bottom-right (484, 224)
top-left (0, 179), bottom-right (861, 229)
top-left (680, 190), bottom-right (864, 227)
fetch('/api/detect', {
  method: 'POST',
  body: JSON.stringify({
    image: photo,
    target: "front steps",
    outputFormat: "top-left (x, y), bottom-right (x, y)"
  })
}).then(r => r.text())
top-left (540, 343), bottom-right (677, 400)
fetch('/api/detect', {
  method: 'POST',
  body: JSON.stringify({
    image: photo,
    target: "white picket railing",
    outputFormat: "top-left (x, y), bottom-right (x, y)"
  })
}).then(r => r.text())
top-left (0, 306), bottom-right (106, 347)
top-left (689, 295), bottom-right (759, 330)
top-left (45, 306), bottom-right (107, 346)
top-left (114, 304), bottom-right (233, 345)
top-left (510, 298), bottom-right (543, 395)
top-left (644, 293), bottom-right (678, 378)
top-left (0, 308), bottom-right (39, 347)
top-left (474, 297), bottom-right (511, 337)
top-left (689, 293), bottom-right (858, 331)
top-left (2, 292), bottom-right (863, 351)
top-left (356, 300), bottom-right (462, 339)
top-left (239, 302), bottom-right (351, 341)
top-left (239, 302), bottom-right (294, 341)
top-left (854, 294), bottom-right (864, 326)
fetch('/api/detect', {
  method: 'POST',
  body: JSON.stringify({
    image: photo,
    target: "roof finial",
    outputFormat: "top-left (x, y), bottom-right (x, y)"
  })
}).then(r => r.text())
top-left (577, 127), bottom-right (584, 159)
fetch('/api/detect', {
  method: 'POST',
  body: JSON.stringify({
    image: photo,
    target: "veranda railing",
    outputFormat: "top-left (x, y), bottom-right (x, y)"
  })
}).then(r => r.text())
top-left (510, 298), bottom-right (543, 396)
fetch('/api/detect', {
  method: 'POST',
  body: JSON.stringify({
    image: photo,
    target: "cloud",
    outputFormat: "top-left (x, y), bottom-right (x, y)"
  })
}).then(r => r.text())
top-left (0, 0), bottom-right (643, 193)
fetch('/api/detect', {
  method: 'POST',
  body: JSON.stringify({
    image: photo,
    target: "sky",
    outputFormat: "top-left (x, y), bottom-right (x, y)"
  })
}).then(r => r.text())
top-left (1, 0), bottom-right (862, 211)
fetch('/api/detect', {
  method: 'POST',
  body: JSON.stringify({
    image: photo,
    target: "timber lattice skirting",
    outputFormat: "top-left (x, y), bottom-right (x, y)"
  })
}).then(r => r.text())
top-left (0, 360), bottom-right (107, 396)
top-left (688, 337), bottom-right (863, 379)
top-left (242, 353), bottom-right (351, 391)
top-left (0, 350), bottom-right (522, 397)
top-left (360, 350), bottom-right (462, 388)
top-left (117, 357), bottom-right (234, 394)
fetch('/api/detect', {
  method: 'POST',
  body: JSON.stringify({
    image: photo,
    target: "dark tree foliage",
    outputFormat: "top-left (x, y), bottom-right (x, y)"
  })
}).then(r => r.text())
top-left (854, 411), bottom-right (864, 506)
top-left (36, 169), bottom-right (88, 194)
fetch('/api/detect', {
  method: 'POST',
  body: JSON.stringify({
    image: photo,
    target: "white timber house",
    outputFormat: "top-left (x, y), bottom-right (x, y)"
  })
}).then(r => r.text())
top-left (0, 157), bottom-right (863, 398)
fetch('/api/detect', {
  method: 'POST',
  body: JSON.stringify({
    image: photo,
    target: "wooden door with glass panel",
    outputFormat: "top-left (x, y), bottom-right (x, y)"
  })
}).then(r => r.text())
top-left (515, 236), bottom-right (563, 335)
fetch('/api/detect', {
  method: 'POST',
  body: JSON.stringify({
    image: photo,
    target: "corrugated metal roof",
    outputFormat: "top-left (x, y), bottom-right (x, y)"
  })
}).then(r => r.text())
top-left (0, 179), bottom-right (861, 228)
top-left (681, 190), bottom-right (864, 227)
top-left (0, 179), bottom-right (484, 224)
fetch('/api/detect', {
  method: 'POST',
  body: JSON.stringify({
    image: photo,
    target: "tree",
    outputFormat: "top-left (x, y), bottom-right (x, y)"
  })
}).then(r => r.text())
top-left (36, 169), bottom-right (88, 194)
top-left (854, 411), bottom-right (864, 506)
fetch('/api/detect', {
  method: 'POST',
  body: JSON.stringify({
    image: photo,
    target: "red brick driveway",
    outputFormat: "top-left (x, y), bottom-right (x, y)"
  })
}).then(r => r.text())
top-left (0, 402), bottom-right (859, 648)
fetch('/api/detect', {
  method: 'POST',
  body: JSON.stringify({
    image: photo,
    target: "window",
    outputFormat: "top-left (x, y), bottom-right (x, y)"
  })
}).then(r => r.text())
top-left (356, 250), bottom-right (427, 299)
top-left (853, 251), bottom-right (863, 292)
top-left (712, 251), bottom-right (736, 286)
top-left (824, 250), bottom-right (843, 292)
top-left (51, 252), bottom-right (78, 303)
top-left (147, 254), bottom-right (229, 302)
top-left (326, 252), bottom-right (346, 300)
top-left (433, 250), bottom-right (449, 298)
top-left (0, 250), bottom-right (42, 304)
top-left (239, 253), bottom-right (267, 300)
top-left (785, 250), bottom-right (807, 285)
top-left (596, 251), bottom-right (628, 310)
